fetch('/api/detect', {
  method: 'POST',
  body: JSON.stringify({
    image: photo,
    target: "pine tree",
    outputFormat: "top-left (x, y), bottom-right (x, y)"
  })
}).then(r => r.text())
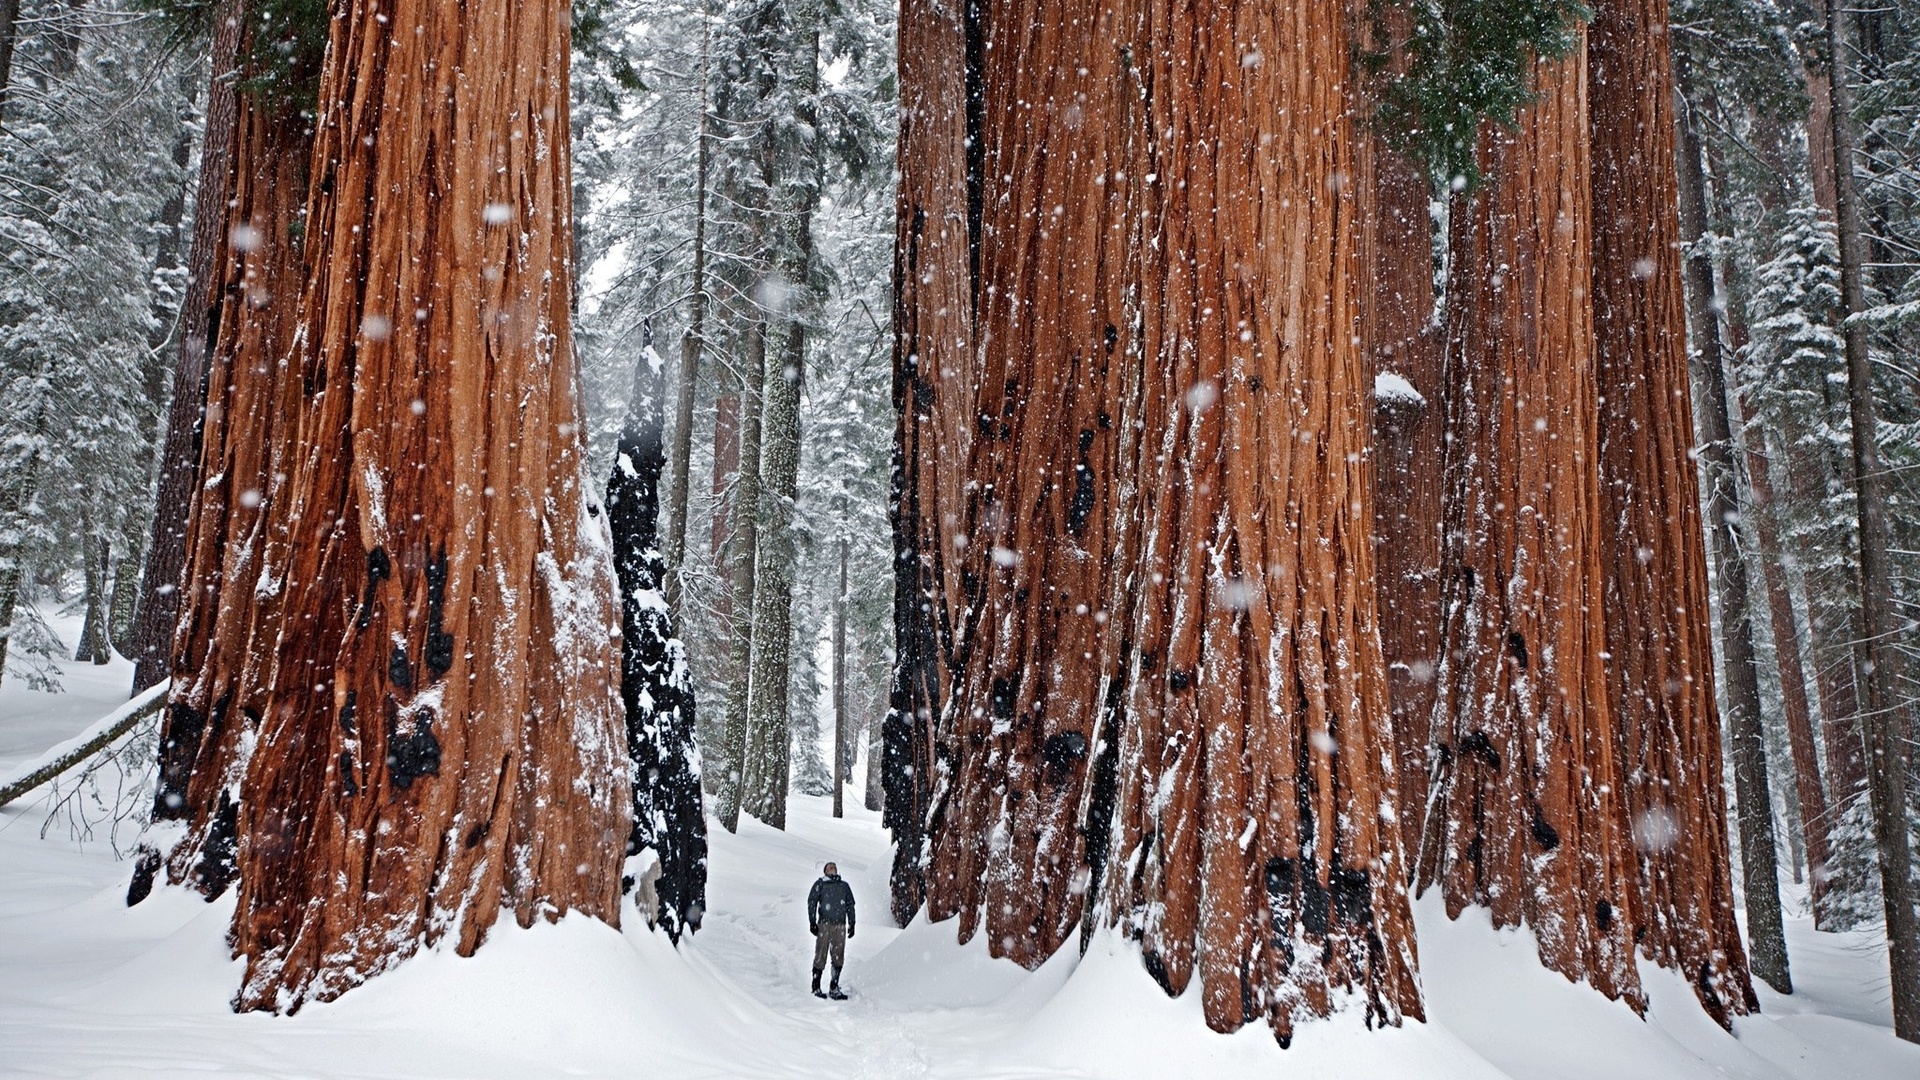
top-left (1673, 34), bottom-right (1791, 992)
top-left (738, 0), bottom-right (824, 830)
top-left (605, 325), bottom-right (709, 941)
top-left (0, 1), bottom-right (195, 687)
top-left (1819, 0), bottom-right (1920, 1038)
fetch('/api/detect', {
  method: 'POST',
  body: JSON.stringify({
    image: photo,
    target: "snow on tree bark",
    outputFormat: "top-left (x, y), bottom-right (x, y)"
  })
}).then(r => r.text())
top-left (1416, 46), bottom-right (1645, 1011)
top-left (716, 322), bottom-right (765, 833)
top-left (917, 0), bottom-right (1136, 969)
top-left (1819, 0), bottom-right (1920, 1041)
top-left (223, 0), bottom-right (628, 1011)
top-left (833, 538), bottom-right (849, 819)
top-left (1587, 0), bottom-right (1758, 1025)
top-left (739, 4), bottom-right (821, 832)
top-left (1092, 2), bottom-right (1421, 1041)
top-left (606, 326), bottom-right (709, 941)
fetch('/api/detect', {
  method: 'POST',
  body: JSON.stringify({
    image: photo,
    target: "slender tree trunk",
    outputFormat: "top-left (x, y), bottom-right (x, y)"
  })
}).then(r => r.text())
top-left (1822, 0), bottom-right (1920, 1041)
top-left (1418, 46), bottom-right (1644, 1009)
top-left (116, 91), bottom-right (202, 658)
top-left (711, 395), bottom-right (741, 569)
top-left (128, 2), bottom-right (245, 694)
top-left (1672, 44), bottom-right (1790, 993)
top-left (865, 704), bottom-right (884, 811)
top-left (716, 323), bottom-right (765, 833)
top-left (740, 308), bottom-right (803, 829)
top-left (607, 325), bottom-right (709, 941)
top-left (76, 533), bottom-right (111, 664)
top-left (0, 395), bottom-right (46, 684)
top-left (1738, 394), bottom-right (1834, 921)
top-left (224, 0), bottom-right (627, 1011)
top-left (739, 13), bottom-right (821, 829)
top-left (832, 537), bottom-right (848, 819)
top-left (1791, 16), bottom-right (1871, 824)
top-left (107, 550), bottom-right (139, 660)
top-left (1587, 0), bottom-right (1757, 1026)
top-left (664, 11), bottom-right (713, 619)
top-left (0, 0), bottom-right (21, 121)
top-left (1779, 428), bottom-right (1870, 809)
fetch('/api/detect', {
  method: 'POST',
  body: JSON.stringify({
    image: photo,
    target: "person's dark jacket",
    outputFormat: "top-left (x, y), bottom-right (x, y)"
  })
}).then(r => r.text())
top-left (808, 874), bottom-right (855, 935)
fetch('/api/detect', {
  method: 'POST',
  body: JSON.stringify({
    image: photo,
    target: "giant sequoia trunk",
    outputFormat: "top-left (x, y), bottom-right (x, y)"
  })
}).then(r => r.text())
top-left (1094, 1), bottom-right (1420, 1040)
top-left (131, 32), bottom-right (313, 905)
top-left (1587, 0), bottom-right (1757, 1025)
top-left (885, 0), bottom-right (978, 923)
top-left (222, 0), bottom-right (628, 1011)
top-left (916, 0), bottom-right (1137, 966)
top-left (893, 0), bottom-right (1422, 1044)
top-left (1418, 47), bottom-right (1644, 1010)
top-left (606, 329), bottom-right (708, 941)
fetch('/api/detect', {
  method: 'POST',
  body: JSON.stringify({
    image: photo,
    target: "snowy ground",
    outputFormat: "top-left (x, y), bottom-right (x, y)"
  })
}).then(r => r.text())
top-left (4, 622), bottom-right (1918, 1079)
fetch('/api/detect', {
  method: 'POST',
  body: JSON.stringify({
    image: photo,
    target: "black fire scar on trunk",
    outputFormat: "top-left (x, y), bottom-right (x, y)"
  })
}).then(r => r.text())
top-left (384, 696), bottom-right (441, 790)
top-left (425, 548), bottom-right (454, 678)
top-left (357, 546), bottom-right (391, 629)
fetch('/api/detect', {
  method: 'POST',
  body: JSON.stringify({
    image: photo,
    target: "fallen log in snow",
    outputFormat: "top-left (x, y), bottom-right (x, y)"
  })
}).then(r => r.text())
top-left (0, 681), bottom-right (170, 811)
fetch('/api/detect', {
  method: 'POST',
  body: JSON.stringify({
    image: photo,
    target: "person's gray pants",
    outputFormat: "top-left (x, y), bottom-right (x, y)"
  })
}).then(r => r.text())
top-left (812, 921), bottom-right (847, 980)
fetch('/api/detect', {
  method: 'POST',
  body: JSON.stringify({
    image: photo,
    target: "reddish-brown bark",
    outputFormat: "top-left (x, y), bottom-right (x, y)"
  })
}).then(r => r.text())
top-left (1787, 448), bottom-right (1870, 809)
top-left (885, 0), bottom-right (977, 924)
top-left (143, 75), bottom-right (312, 898)
top-left (1588, 0), bottom-right (1757, 1024)
top-left (1359, 51), bottom-right (1445, 853)
top-left (225, 0), bottom-right (627, 1011)
top-left (1094, 3), bottom-right (1420, 1041)
top-left (1418, 47), bottom-right (1644, 1009)
top-left (894, 0), bottom-right (1423, 1043)
top-left (1783, 47), bottom-right (1866, 812)
top-left (917, 0), bottom-right (1134, 967)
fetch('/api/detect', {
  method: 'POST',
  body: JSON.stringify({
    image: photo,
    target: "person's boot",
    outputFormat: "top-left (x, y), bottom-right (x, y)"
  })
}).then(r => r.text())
top-left (828, 968), bottom-right (848, 1000)
top-left (811, 972), bottom-right (826, 999)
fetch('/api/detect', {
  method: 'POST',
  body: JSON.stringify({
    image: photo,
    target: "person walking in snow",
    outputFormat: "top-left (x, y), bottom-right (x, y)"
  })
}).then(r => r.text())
top-left (808, 862), bottom-right (855, 999)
